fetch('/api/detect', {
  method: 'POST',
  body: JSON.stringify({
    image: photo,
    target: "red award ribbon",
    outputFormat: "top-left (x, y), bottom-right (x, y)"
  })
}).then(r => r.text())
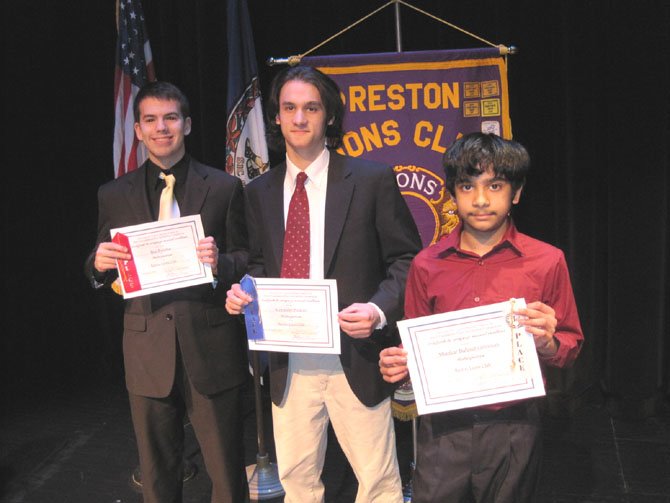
top-left (112, 233), bottom-right (142, 293)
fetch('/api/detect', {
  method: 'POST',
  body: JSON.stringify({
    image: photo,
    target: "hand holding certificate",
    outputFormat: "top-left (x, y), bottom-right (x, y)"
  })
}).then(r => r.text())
top-left (398, 298), bottom-right (545, 415)
top-left (240, 276), bottom-right (341, 354)
top-left (111, 215), bottom-right (213, 298)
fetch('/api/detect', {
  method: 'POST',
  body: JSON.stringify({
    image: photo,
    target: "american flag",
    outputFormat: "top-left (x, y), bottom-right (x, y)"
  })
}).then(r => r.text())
top-left (113, 0), bottom-right (155, 178)
top-left (225, 0), bottom-right (269, 185)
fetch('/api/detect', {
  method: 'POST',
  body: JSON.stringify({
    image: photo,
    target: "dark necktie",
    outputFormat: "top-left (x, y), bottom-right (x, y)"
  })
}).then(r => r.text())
top-left (281, 171), bottom-right (310, 278)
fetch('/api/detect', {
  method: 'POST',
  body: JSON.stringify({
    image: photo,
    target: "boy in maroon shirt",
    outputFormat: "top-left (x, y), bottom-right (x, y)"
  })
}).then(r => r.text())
top-left (380, 133), bottom-right (583, 502)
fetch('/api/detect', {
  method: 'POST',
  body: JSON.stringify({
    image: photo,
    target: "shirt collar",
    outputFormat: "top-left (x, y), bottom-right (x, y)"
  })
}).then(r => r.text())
top-left (436, 220), bottom-right (524, 258)
top-left (285, 148), bottom-right (329, 190)
top-left (148, 154), bottom-right (189, 190)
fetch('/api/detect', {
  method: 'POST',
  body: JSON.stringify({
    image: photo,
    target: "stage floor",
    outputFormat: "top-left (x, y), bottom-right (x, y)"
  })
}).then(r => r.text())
top-left (2, 377), bottom-right (669, 502)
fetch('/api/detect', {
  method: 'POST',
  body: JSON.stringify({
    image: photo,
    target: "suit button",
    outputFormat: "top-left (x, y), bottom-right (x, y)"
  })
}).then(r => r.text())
top-left (166, 313), bottom-right (173, 321)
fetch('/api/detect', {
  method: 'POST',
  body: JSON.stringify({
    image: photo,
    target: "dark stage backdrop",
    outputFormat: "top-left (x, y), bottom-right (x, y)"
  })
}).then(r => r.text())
top-left (3, 1), bottom-right (668, 419)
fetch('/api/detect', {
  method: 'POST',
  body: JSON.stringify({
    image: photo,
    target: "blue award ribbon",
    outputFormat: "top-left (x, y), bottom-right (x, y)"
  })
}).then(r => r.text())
top-left (240, 274), bottom-right (264, 340)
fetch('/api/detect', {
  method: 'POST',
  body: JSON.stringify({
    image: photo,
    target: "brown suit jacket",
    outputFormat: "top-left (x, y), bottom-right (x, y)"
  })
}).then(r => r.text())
top-left (85, 157), bottom-right (249, 397)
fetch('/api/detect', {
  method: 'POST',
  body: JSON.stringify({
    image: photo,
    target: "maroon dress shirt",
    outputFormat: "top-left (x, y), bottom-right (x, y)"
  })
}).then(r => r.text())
top-left (405, 222), bottom-right (583, 394)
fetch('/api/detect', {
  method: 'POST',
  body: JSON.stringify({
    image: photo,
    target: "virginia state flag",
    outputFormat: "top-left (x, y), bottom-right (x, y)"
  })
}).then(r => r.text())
top-left (225, 0), bottom-right (269, 185)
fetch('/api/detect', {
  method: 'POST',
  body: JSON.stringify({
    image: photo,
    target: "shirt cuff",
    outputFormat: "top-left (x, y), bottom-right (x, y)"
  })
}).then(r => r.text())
top-left (91, 278), bottom-right (106, 289)
top-left (91, 269), bottom-right (107, 289)
top-left (368, 302), bottom-right (387, 330)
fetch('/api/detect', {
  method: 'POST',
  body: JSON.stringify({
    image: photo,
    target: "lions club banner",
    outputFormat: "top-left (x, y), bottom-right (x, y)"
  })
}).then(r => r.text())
top-left (303, 48), bottom-right (511, 247)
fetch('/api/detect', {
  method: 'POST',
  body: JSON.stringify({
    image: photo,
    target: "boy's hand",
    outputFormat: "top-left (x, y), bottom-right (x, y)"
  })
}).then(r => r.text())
top-left (338, 303), bottom-right (380, 338)
top-left (516, 301), bottom-right (558, 356)
top-left (225, 283), bottom-right (252, 315)
top-left (379, 346), bottom-right (409, 383)
top-left (94, 242), bottom-right (131, 273)
top-left (196, 237), bottom-right (218, 275)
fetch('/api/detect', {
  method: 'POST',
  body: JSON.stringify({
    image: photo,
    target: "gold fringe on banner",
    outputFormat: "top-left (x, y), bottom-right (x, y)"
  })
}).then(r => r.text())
top-left (392, 380), bottom-right (419, 421)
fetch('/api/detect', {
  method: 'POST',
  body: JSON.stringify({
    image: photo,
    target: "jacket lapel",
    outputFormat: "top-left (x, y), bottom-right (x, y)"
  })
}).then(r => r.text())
top-left (123, 165), bottom-right (153, 223)
top-left (263, 165), bottom-right (287, 276)
top-left (324, 154), bottom-right (354, 275)
top-left (181, 159), bottom-right (209, 216)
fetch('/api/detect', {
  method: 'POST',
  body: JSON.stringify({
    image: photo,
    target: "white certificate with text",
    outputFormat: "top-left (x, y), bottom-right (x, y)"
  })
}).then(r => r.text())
top-left (245, 278), bottom-right (340, 354)
top-left (110, 215), bottom-right (212, 299)
top-left (398, 298), bottom-right (545, 415)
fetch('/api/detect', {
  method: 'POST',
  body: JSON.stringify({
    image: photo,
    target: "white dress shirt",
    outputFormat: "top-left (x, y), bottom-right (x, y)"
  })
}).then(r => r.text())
top-left (283, 148), bottom-right (386, 331)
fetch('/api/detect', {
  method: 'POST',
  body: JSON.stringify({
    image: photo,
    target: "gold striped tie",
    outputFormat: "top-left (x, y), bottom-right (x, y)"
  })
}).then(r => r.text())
top-left (158, 172), bottom-right (180, 220)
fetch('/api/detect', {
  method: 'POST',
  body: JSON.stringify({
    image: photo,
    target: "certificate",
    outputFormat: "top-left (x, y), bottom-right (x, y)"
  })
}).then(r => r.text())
top-left (110, 215), bottom-right (212, 299)
top-left (398, 298), bottom-right (545, 415)
top-left (242, 277), bottom-right (341, 354)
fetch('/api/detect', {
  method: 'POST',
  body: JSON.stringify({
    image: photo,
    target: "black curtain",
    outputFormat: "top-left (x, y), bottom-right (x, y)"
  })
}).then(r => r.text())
top-left (3, 0), bottom-right (668, 419)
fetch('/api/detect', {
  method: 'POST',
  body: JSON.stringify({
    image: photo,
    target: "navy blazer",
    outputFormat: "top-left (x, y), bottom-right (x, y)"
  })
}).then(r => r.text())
top-left (245, 152), bottom-right (422, 406)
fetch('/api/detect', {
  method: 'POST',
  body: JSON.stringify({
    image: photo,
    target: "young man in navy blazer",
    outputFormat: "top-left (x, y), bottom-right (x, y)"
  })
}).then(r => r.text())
top-left (226, 66), bottom-right (422, 502)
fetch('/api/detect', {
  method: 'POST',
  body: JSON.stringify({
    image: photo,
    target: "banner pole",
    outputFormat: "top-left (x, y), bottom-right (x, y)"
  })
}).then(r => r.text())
top-left (266, 0), bottom-right (516, 66)
top-left (394, 0), bottom-right (403, 52)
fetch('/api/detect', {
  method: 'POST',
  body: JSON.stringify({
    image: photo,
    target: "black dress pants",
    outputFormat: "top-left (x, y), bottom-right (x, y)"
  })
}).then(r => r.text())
top-left (413, 401), bottom-right (541, 503)
top-left (128, 355), bottom-right (248, 503)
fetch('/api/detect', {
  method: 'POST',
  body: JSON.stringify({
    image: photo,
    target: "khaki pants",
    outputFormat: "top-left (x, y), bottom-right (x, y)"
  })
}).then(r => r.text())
top-left (272, 354), bottom-right (403, 503)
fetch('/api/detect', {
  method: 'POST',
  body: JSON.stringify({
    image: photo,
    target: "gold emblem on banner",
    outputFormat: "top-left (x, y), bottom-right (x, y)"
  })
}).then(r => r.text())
top-left (394, 165), bottom-right (459, 245)
top-left (482, 98), bottom-right (501, 117)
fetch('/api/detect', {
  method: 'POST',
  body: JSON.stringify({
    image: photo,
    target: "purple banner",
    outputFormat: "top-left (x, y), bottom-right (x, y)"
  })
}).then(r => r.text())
top-left (304, 48), bottom-right (511, 247)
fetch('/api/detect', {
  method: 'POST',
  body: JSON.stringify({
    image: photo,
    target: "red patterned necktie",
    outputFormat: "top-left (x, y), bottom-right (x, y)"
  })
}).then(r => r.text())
top-left (281, 171), bottom-right (310, 278)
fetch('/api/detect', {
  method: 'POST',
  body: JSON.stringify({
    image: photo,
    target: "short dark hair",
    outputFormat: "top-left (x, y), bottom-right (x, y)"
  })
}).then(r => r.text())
top-left (443, 133), bottom-right (530, 195)
top-left (133, 81), bottom-right (190, 122)
top-left (265, 65), bottom-right (345, 151)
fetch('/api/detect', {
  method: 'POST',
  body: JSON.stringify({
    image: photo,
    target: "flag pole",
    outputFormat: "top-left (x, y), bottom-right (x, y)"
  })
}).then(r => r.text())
top-left (245, 351), bottom-right (284, 500)
top-left (390, 11), bottom-right (422, 503)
